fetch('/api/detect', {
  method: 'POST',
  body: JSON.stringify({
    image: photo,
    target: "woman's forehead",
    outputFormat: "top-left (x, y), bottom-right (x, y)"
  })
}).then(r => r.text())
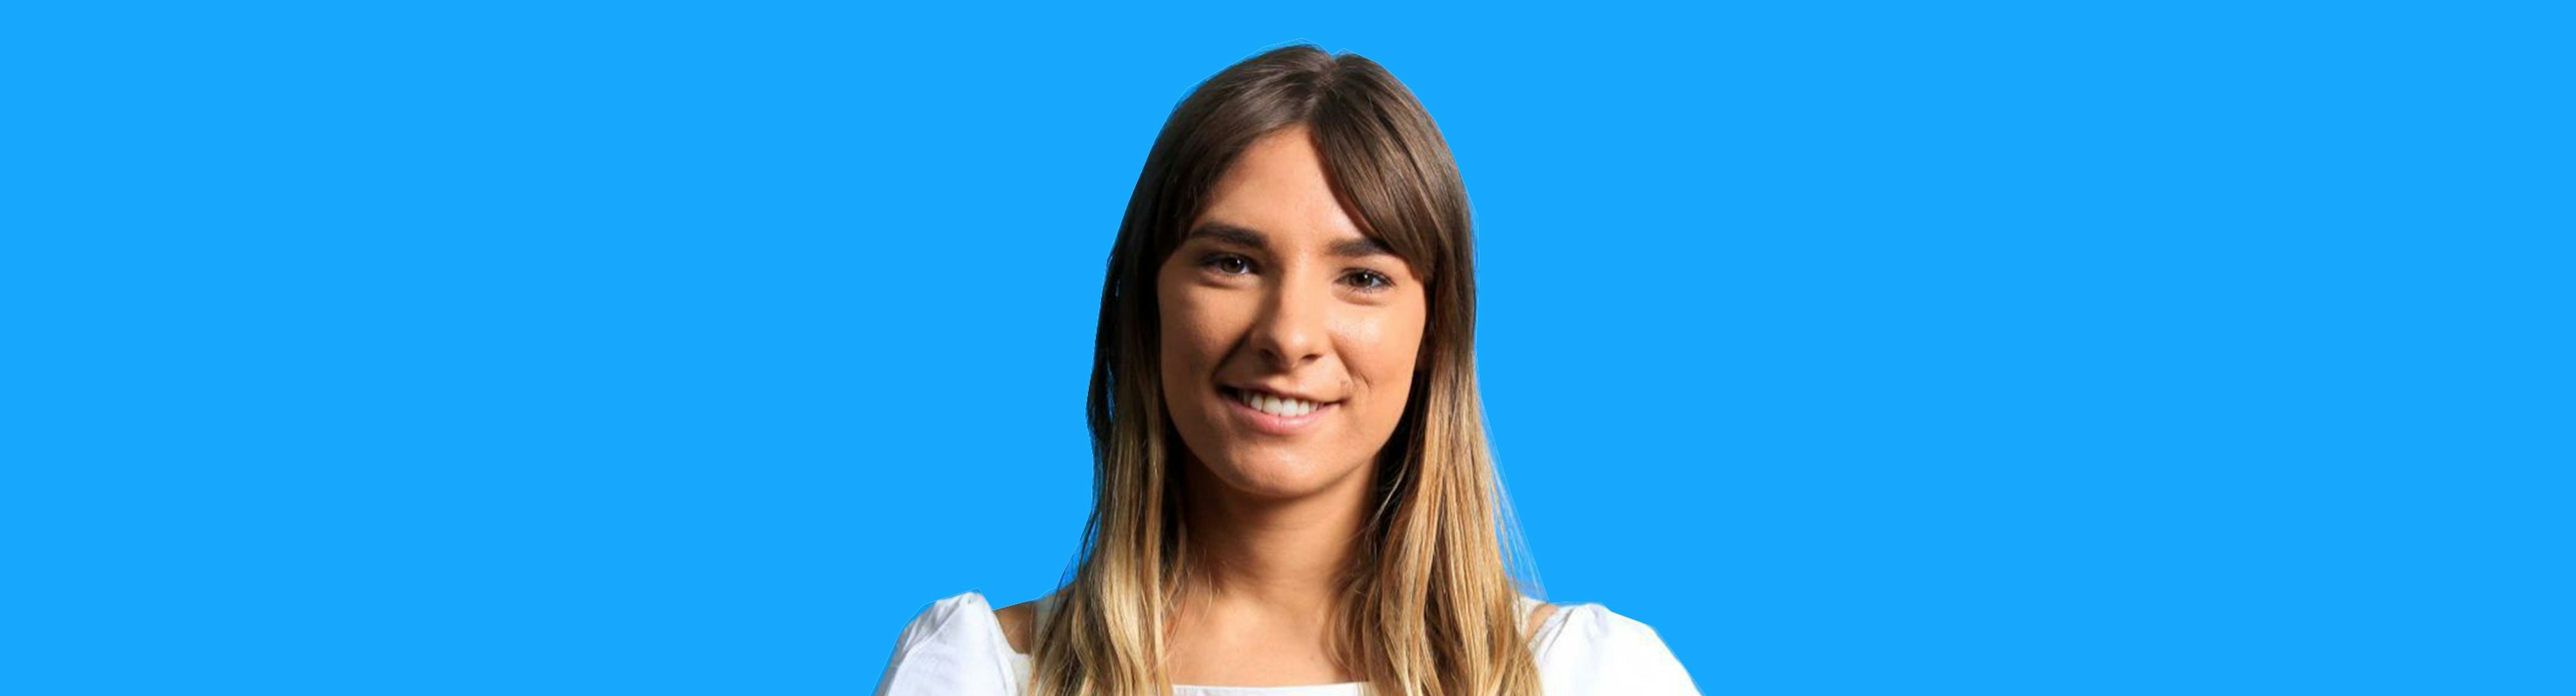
top-left (1193, 127), bottom-right (1368, 246)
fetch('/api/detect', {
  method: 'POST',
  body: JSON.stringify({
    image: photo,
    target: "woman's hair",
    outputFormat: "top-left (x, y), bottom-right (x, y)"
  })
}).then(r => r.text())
top-left (1032, 44), bottom-right (1535, 696)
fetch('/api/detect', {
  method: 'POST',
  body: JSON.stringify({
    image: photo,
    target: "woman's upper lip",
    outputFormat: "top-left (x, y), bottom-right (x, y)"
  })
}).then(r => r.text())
top-left (1224, 383), bottom-right (1338, 403)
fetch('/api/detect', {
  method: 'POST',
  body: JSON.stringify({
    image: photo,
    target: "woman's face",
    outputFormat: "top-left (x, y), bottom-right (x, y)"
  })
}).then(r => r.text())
top-left (1158, 126), bottom-right (1429, 501)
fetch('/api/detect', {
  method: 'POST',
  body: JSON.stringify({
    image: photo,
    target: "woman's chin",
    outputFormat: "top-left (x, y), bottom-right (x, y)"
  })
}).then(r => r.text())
top-left (1193, 451), bottom-right (1369, 501)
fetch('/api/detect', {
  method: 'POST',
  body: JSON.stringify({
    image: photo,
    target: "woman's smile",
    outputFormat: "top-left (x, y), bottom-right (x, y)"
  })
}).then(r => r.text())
top-left (1221, 385), bottom-right (1342, 436)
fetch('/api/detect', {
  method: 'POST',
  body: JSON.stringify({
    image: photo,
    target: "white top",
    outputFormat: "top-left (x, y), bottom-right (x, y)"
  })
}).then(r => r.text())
top-left (875, 592), bottom-right (1699, 696)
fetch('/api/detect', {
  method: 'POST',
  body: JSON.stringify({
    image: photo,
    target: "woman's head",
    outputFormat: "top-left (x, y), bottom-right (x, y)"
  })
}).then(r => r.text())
top-left (1048, 44), bottom-right (1532, 696)
top-left (1106, 46), bottom-right (1480, 502)
top-left (1155, 123), bottom-right (1430, 499)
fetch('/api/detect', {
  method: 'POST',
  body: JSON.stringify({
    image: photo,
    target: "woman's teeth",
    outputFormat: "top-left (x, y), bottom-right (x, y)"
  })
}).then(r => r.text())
top-left (1232, 389), bottom-right (1321, 417)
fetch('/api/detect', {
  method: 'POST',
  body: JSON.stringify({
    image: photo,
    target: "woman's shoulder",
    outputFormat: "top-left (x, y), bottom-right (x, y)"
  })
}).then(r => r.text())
top-left (875, 592), bottom-right (1029, 696)
top-left (1528, 600), bottom-right (1701, 695)
top-left (1527, 599), bottom-right (1666, 649)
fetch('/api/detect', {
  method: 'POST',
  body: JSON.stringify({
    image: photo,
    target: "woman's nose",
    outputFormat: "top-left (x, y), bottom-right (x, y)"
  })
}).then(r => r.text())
top-left (1250, 272), bottom-right (1327, 370)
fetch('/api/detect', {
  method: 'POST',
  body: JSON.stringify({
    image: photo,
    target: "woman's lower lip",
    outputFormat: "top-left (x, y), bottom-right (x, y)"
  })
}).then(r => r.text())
top-left (1225, 391), bottom-right (1336, 435)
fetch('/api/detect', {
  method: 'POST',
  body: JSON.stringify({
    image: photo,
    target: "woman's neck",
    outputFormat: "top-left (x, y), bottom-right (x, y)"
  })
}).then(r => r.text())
top-left (1176, 459), bottom-right (1378, 614)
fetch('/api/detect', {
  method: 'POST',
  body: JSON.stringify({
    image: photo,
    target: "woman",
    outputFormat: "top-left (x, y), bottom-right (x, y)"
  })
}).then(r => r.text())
top-left (875, 44), bottom-right (1698, 696)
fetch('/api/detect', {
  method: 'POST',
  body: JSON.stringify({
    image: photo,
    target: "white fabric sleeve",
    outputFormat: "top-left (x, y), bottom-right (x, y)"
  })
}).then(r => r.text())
top-left (1538, 603), bottom-right (1703, 695)
top-left (873, 593), bottom-right (1022, 696)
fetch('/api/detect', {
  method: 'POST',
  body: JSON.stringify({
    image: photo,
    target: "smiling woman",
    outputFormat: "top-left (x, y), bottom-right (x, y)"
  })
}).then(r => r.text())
top-left (875, 44), bottom-right (1697, 696)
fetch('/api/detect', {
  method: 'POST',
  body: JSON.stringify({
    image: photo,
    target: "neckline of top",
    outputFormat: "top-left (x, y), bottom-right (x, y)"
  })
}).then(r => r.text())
top-left (977, 593), bottom-right (1582, 690)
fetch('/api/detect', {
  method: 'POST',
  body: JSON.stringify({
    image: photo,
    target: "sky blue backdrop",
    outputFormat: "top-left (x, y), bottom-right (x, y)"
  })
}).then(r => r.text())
top-left (5, 2), bottom-right (2569, 694)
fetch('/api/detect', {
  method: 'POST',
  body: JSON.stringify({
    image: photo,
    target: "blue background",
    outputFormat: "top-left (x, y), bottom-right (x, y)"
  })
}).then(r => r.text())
top-left (5, 2), bottom-right (2569, 693)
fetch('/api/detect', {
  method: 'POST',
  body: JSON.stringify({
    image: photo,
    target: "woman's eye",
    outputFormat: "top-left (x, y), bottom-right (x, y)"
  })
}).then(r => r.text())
top-left (1202, 254), bottom-right (1254, 276)
top-left (1344, 270), bottom-right (1394, 291)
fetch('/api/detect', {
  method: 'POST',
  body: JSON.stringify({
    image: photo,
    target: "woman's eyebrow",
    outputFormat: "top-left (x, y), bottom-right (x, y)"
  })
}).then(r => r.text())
top-left (1187, 222), bottom-right (1268, 250)
top-left (1186, 221), bottom-right (1395, 258)
top-left (1328, 236), bottom-right (1396, 259)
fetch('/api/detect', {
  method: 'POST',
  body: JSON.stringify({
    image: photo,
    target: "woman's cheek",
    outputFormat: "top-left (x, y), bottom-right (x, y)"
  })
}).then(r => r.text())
top-left (1185, 300), bottom-right (1242, 358)
top-left (1345, 312), bottom-right (1413, 381)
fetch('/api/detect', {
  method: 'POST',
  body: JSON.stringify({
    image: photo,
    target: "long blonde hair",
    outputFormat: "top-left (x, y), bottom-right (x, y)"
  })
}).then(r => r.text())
top-left (1032, 44), bottom-right (1537, 696)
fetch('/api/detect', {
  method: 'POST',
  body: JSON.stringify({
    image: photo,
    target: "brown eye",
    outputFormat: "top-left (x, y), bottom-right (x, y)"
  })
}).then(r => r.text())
top-left (1201, 254), bottom-right (1255, 276)
top-left (1344, 270), bottom-right (1394, 292)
